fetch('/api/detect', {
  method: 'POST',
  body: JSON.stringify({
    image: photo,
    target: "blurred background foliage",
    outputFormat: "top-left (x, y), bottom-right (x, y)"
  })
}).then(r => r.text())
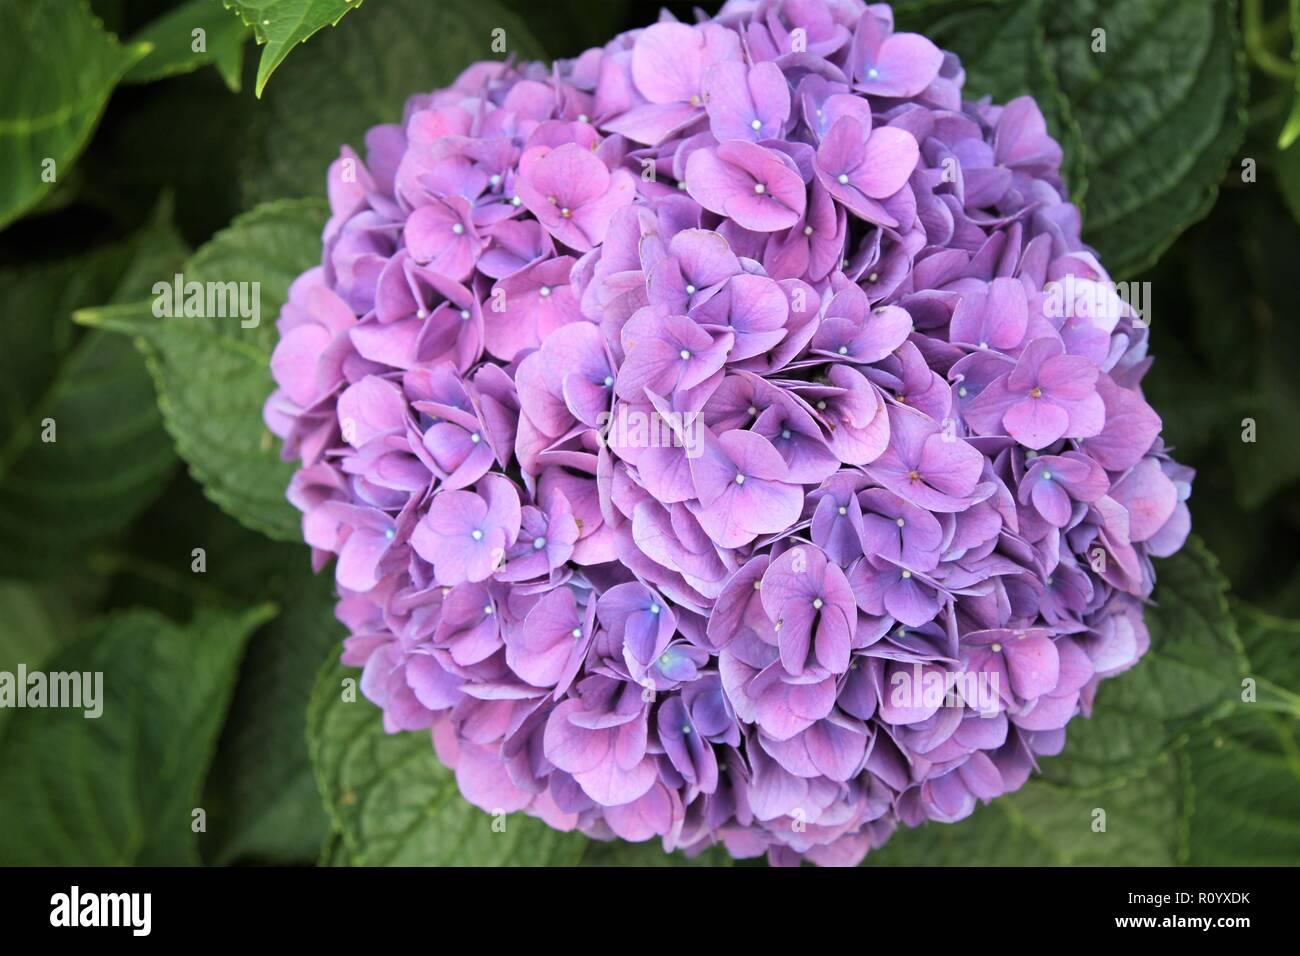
top-left (0, 0), bottom-right (1297, 866)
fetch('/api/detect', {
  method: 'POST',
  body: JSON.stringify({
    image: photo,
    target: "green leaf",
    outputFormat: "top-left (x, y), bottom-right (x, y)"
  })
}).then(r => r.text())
top-left (1042, 0), bottom-right (1247, 277)
top-left (319, 828), bottom-right (353, 865)
top-left (0, 0), bottom-right (150, 229)
top-left (76, 198), bottom-right (329, 541)
top-left (0, 213), bottom-right (186, 578)
top-left (241, 0), bottom-right (544, 206)
top-left (866, 753), bottom-right (1183, 865)
top-left (202, 568), bottom-right (343, 864)
top-left (0, 604), bottom-right (274, 865)
top-left (1236, 603), bottom-right (1300, 716)
top-left (1182, 711), bottom-right (1300, 864)
top-left (95, 471), bottom-right (307, 621)
top-left (0, 581), bottom-right (74, 736)
top-left (0, 333), bottom-right (177, 576)
top-left (901, 0), bottom-right (1246, 277)
top-left (124, 0), bottom-right (251, 92)
top-left (308, 656), bottom-right (589, 866)
top-left (223, 0), bottom-right (366, 97)
top-left (0, 582), bottom-right (63, 671)
top-left (1182, 604), bottom-right (1300, 864)
top-left (0, 248), bottom-right (129, 439)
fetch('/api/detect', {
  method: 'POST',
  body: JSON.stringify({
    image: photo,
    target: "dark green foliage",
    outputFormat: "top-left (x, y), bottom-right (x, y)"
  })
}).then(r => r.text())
top-left (1, 0), bottom-right (1298, 867)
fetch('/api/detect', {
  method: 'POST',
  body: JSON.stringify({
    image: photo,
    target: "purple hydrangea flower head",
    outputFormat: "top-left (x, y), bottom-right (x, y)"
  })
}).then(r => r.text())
top-left (267, 0), bottom-right (1193, 865)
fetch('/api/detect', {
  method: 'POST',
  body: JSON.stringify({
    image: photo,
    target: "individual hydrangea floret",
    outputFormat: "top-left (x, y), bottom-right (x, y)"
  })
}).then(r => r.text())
top-left (266, 0), bottom-right (1192, 866)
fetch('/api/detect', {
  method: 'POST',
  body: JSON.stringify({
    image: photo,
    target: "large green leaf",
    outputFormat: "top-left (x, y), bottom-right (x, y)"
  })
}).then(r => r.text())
top-left (866, 751), bottom-right (1184, 866)
top-left (76, 198), bottom-right (328, 541)
top-left (202, 568), bottom-right (343, 864)
top-left (241, 0), bottom-right (544, 206)
top-left (0, 581), bottom-right (77, 736)
top-left (0, 582), bottom-right (62, 674)
top-left (0, 215), bottom-right (185, 577)
top-left (1182, 604), bottom-right (1300, 864)
top-left (0, 247), bottom-right (129, 440)
top-left (307, 657), bottom-right (589, 866)
top-left (124, 0), bottom-right (250, 92)
top-left (900, 0), bottom-right (1246, 278)
top-left (224, 0), bottom-right (366, 96)
top-left (95, 471), bottom-right (306, 621)
top-left (0, 605), bottom-right (274, 865)
top-left (1237, 603), bottom-right (1300, 705)
top-left (0, 333), bottom-right (178, 575)
top-left (1043, 0), bottom-right (1247, 277)
top-left (0, 0), bottom-right (150, 229)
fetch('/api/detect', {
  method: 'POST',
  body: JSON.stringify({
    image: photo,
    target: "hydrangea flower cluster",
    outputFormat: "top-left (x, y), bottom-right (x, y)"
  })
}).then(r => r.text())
top-left (266, 0), bottom-right (1193, 865)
